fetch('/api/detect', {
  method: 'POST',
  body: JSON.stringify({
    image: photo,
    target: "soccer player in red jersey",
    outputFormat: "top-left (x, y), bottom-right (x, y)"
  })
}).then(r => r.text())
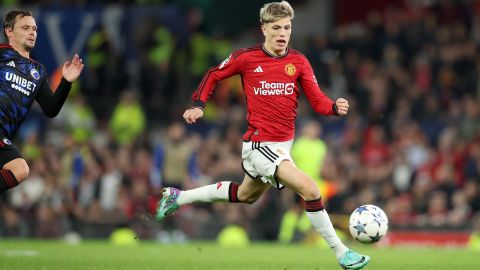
top-left (157, 2), bottom-right (369, 269)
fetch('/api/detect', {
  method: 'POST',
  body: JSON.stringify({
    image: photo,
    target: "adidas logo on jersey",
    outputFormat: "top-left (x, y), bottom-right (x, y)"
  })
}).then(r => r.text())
top-left (6, 61), bottom-right (15, 67)
top-left (254, 66), bottom-right (263, 73)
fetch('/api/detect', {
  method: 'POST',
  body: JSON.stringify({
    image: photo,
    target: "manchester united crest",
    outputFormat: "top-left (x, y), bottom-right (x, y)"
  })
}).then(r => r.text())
top-left (285, 63), bottom-right (296, 76)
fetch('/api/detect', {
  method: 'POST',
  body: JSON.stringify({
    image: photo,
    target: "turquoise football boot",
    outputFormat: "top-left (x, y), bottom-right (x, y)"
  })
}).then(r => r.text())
top-left (339, 250), bottom-right (370, 270)
top-left (156, 187), bottom-right (181, 222)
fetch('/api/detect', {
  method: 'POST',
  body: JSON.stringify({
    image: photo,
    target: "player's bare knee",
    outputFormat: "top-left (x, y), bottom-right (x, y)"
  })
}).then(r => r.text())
top-left (17, 167), bottom-right (29, 181)
top-left (300, 182), bottom-right (320, 201)
top-left (4, 159), bottom-right (30, 182)
top-left (15, 162), bottom-right (30, 181)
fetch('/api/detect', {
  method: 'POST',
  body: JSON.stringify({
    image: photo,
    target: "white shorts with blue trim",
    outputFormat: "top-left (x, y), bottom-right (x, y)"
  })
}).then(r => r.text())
top-left (241, 140), bottom-right (294, 189)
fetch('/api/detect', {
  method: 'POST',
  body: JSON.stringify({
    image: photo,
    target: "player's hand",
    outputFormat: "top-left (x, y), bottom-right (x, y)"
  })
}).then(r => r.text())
top-left (183, 107), bottom-right (204, 124)
top-left (335, 98), bottom-right (349, 115)
top-left (62, 54), bottom-right (84, 82)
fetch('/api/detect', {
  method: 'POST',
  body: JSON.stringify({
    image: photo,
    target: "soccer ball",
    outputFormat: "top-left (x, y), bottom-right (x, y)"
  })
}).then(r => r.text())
top-left (349, 204), bottom-right (388, 244)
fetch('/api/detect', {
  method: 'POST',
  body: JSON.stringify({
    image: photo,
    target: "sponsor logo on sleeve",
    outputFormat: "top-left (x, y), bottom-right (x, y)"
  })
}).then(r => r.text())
top-left (219, 54), bottom-right (232, 69)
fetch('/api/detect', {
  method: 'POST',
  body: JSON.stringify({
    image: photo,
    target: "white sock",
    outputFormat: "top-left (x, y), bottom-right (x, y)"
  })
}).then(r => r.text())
top-left (176, 181), bottom-right (233, 206)
top-left (306, 210), bottom-right (349, 260)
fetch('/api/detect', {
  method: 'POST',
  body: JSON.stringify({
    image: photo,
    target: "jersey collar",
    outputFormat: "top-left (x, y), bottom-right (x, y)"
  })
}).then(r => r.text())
top-left (261, 44), bottom-right (289, 59)
top-left (0, 43), bottom-right (13, 49)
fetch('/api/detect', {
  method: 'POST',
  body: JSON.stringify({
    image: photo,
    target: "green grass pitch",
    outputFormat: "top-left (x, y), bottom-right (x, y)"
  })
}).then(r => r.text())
top-left (0, 240), bottom-right (479, 270)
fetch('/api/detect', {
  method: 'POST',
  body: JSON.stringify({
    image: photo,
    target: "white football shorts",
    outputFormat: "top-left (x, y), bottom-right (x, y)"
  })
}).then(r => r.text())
top-left (241, 140), bottom-right (294, 189)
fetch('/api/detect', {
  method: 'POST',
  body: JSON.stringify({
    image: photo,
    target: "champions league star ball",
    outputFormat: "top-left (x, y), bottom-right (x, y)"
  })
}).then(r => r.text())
top-left (349, 204), bottom-right (389, 244)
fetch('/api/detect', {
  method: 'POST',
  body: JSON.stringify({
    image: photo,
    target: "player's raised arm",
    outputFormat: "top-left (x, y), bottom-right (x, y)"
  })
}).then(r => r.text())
top-left (35, 54), bottom-right (84, 117)
top-left (62, 54), bottom-right (84, 82)
top-left (297, 55), bottom-right (340, 116)
top-left (187, 49), bottom-right (244, 113)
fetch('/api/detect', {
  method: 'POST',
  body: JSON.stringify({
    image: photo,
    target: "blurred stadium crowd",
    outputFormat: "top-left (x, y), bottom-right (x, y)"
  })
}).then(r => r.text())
top-left (1, 0), bottom-right (480, 242)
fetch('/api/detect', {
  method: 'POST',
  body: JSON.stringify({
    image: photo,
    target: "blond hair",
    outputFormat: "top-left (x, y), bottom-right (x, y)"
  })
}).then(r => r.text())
top-left (259, 1), bottom-right (294, 24)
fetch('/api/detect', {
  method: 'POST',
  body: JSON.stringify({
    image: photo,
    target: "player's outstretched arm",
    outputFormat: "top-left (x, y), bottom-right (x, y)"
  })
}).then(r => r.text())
top-left (62, 54), bottom-right (84, 82)
top-left (35, 54), bottom-right (83, 117)
top-left (335, 98), bottom-right (349, 116)
top-left (183, 107), bottom-right (204, 124)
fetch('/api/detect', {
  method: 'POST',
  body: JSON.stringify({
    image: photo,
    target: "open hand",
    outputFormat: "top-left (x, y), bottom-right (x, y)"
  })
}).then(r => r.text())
top-left (62, 54), bottom-right (84, 82)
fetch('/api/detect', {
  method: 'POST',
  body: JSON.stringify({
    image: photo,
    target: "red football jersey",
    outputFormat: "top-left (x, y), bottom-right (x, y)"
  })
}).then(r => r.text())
top-left (192, 44), bottom-right (336, 142)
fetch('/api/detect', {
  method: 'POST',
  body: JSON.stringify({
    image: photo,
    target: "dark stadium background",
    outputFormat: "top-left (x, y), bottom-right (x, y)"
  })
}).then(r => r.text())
top-left (0, 0), bottom-right (479, 249)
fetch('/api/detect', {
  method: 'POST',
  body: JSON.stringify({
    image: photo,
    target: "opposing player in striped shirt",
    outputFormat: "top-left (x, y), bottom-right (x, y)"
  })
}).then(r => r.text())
top-left (0, 10), bottom-right (83, 195)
